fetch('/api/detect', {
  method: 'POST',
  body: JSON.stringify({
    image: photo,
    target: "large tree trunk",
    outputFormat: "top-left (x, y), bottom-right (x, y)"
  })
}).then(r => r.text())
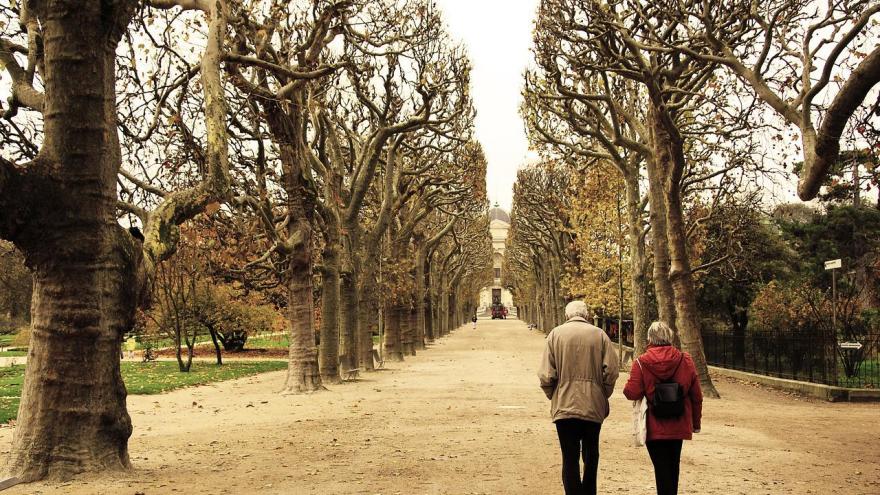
top-left (446, 292), bottom-right (456, 334)
top-left (401, 304), bottom-right (416, 356)
top-left (551, 264), bottom-right (563, 327)
top-left (645, 156), bottom-right (677, 338)
top-left (5, 0), bottom-right (139, 481)
top-left (533, 290), bottom-right (542, 331)
top-left (429, 273), bottom-right (441, 340)
top-left (624, 172), bottom-right (651, 356)
top-left (543, 267), bottom-right (553, 330)
top-left (339, 263), bottom-right (360, 373)
top-left (424, 257), bottom-right (435, 343)
top-left (357, 263), bottom-right (379, 371)
top-left (649, 103), bottom-right (720, 398)
top-left (10, 239), bottom-right (139, 481)
top-left (318, 246), bottom-right (341, 384)
top-left (437, 279), bottom-right (448, 337)
top-left (414, 248), bottom-right (428, 349)
top-left (384, 305), bottom-right (404, 362)
top-left (283, 218), bottom-right (322, 393)
top-left (262, 88), bottom-right (322, 393)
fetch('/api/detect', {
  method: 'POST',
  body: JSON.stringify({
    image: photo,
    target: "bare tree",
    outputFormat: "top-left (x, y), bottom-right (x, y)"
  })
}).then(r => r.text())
top-left (524, 54), bottom-right (653, 353)
top-left (0, 0), bottom-right (231, 480)
top-left (667, 0), bottom-right (880, 200)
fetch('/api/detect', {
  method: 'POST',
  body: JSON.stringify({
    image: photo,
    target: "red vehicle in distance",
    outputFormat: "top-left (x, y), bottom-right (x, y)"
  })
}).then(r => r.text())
top-left (491, 304), bottom-right (507, 319)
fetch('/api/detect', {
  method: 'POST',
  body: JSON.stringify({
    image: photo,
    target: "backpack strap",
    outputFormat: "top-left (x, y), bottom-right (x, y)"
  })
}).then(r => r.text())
top-left (636, 357), bottom-right (650, 379)
top-left (635, 358), bottom-right (646, 387)
top-left (635, 358), bottom-right (652, 405)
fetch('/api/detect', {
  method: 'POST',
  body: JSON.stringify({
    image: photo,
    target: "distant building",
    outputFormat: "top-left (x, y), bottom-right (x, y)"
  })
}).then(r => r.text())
top-left (479, 205), bottom-right (514, 314)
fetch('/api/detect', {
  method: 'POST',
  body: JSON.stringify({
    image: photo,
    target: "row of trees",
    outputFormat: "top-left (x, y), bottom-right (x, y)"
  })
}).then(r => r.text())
top-left (0, 0), bottom-right (490, 481)
top-left (511, 0), bottom-right (880, 398)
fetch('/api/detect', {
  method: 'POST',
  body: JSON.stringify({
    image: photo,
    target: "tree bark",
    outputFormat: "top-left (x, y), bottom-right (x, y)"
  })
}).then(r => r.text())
top-left (437, 279), bottom-right (447, 337)
top-left (384, 305), bottom-right (404, 361)
top-left (357, 262), bottom-right (379, 371)
top-left (543, 265), bottom-right (553, 330)
top-left (402, 304), bottom-right (416, 356)
top-left (318, 246), bottom-right (341, 384)
top-left (649, 103), bottom-right (720, 398)
top-left (624, 172), bottom-right (651, 356)
top-left (4, 0), bottom-right (140, 481)
top-left (261, 92), bottom-right (322, 393)
top-left (645, 156), bottom-right (677, 338)
top-left (277, 107), bottom-right (322, 392)
top-left (414, 247), bottom-right (428, 350)
top-left (424, 256), bottom-right (435, 343)
top-left (339, 264), bottom-right (360, 373)
top-left (283, 216), bottom-right (323, 393)
top-left (446, 292), bottom-right (456, 334)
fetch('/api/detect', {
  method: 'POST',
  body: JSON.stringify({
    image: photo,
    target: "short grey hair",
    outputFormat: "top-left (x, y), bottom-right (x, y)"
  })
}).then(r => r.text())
top-left (647, 321), bottom-right (675, 346)
top-left (564, 300), bottom-right (591, 320)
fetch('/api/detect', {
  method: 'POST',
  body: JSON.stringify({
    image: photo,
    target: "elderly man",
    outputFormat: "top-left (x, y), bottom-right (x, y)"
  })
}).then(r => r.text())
top-left (538, 300), bottom-right (620, 495)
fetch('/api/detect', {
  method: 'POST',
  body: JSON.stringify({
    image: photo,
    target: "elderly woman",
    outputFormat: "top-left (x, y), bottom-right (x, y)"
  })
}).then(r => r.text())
top-left (623, 321), bottom-right (703, 495)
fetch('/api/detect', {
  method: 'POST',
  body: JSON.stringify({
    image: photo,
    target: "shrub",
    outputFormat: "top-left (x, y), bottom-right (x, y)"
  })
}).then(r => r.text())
top-left (12, 324), bottom-right (30, 347)
top-left (750, 280), bottom-right (828, 334)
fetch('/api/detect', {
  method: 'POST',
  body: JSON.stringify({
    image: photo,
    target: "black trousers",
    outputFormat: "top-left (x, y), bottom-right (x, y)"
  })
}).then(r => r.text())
top-left (555, 418), bottom-right (602, 495)
top-left (646, 439), bottom-right (683, 495)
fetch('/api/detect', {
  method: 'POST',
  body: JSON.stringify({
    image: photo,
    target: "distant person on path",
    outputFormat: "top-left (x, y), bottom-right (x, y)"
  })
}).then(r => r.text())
top-left (538, 300), bottom-right (620, 495)
top-left (472, 315), bottom-right (477, 329)
top-left (623, 321), bottom-right (703, 495)
top-left (124, 336), bottom-right (137, 360)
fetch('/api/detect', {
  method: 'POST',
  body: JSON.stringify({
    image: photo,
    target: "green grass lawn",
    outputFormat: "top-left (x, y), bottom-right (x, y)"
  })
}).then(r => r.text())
top-left (0, 334), bottom-right (17, 347)
top-left (246, 334), bottom-right (289, 349)
top-left (0, 360), bottom-right (287, 423)
top-left (838, 358), bottom-right (880, 388)
top-left (0, 349), bottom-right (26, 357)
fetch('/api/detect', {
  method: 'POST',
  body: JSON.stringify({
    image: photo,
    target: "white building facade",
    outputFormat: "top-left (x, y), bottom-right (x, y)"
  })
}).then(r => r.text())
top-left (478, 206), bottom-right (514, 314)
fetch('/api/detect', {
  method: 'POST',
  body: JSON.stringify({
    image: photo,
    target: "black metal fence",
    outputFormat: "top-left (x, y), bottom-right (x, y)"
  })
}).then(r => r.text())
top-left (703, 329), bottom-right (880, 389)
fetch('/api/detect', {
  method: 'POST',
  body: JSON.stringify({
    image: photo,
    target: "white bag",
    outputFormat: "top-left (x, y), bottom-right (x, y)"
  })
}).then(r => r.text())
top-left (632, 358), bottom-right (648, 447)
top-left (632, 398), bottom-right (648, 447)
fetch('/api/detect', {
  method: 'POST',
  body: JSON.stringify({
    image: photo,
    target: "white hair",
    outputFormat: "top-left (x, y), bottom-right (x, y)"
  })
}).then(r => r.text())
top-left (647, 321), bottom-right (675, 346)
top-left (564, 300), bottom-right (591, 320)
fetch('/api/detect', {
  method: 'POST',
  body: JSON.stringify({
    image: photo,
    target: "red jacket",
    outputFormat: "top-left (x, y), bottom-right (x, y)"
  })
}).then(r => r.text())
top-left (623, 345), bottom-right (703, 441)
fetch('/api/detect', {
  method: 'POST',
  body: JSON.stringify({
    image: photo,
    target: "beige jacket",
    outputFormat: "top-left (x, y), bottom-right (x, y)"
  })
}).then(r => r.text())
top-left (538, 317), bottom-right (620, 423)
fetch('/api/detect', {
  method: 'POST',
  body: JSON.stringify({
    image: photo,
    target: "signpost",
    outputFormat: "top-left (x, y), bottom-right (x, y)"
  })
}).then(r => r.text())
top-left (839, 341), bottom-right (863, 350)
top-left (824, 259), bottom-right (841, 270)
top-left (825, 259), bottom-right (842, 336)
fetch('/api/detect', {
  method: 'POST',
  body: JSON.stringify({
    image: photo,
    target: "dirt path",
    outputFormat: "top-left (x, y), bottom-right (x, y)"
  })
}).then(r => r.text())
top-left (2, 319), bottom-right (878, 494)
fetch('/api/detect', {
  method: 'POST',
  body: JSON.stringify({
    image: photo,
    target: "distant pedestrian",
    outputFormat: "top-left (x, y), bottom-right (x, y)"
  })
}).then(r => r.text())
top-left (124, 336), bottom-right (138, 360)
top-left (471, 315), bottom-right (477, 329)
top-left (538, 301), bottom-right (619, 495)
top-left (623, 321), bottom-right (703, 495)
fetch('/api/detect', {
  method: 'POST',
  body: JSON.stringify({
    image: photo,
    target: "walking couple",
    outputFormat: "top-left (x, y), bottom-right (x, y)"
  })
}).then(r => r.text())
top-left (538, 301), bottom-right (703, 495)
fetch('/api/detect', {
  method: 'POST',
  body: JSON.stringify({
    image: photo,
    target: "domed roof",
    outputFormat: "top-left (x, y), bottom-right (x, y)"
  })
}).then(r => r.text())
top-left (489, 205), bottom-right (510, 224)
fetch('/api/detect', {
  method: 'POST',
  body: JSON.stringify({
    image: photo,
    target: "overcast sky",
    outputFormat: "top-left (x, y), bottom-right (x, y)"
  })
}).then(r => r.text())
top-left (434, 0), bottom-right (540, 211)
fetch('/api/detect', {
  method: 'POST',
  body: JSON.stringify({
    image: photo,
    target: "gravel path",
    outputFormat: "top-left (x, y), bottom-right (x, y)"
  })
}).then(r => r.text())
top-left (2, 318), bottom-right (878, 494)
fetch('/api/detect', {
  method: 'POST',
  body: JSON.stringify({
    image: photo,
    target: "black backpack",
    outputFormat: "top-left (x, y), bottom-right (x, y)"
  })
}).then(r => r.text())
top-left (646, 356), bottom-right (685, 419)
